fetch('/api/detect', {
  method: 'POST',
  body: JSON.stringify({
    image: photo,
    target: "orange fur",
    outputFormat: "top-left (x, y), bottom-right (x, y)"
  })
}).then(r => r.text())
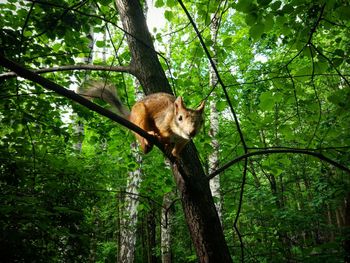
top-left (80, 82), bottom-right (205, 157)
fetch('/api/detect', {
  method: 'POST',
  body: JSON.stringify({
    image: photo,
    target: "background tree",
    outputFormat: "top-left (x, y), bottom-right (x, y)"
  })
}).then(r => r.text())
top-left (1, 0), bottom-right (349, 262)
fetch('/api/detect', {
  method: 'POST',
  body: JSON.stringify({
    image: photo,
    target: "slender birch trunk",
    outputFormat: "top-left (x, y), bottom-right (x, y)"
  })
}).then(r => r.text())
top-left (119, 80), bottom-right (144, 263)
top-left (208, 12), bottom-right (222, 220)
top-left (119, 165), bottom-right (142, 263)
top-left (74, 28), bottom-right (94, 152)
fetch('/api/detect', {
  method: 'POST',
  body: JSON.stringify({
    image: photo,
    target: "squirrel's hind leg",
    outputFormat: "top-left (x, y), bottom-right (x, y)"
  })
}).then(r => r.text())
top-left (130, 103), bottom-right (154, 154)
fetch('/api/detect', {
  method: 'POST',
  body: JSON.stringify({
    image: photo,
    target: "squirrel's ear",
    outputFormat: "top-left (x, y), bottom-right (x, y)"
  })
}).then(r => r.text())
top-left (175, 96), bottom-right (184, 108)
top-left (197, 100), bottom-right (205, 112)
top-left (174, 96), bottom-right (184, 115)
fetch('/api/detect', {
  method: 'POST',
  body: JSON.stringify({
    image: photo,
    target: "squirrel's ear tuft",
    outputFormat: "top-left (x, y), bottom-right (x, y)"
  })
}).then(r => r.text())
top-left (174, 96), bottom-right (185, 115)
top-left (197, 100), bottom-right (205, 112)
top-left (175, 96), bottom-right (184, 108)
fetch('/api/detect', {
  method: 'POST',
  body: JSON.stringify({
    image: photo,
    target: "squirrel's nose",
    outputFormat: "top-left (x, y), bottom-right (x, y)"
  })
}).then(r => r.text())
top-left (189, 130), bottom-right (196, 138)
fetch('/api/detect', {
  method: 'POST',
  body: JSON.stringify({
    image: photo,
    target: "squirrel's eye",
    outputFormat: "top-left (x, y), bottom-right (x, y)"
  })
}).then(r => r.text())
top-left (178, 115), bottom-right (183, 121)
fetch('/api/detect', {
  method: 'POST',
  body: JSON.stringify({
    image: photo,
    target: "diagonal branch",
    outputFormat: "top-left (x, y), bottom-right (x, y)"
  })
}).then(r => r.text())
top-left (0, 54), bottom-right (177, 161)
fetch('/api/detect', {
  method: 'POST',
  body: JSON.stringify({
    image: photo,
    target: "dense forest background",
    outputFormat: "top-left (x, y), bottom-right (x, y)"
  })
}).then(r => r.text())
top-left (1, 0), bottom-right (349, 262)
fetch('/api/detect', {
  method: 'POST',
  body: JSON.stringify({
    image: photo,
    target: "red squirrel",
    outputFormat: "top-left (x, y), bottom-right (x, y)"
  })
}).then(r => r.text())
top-left (80, 82), bottom-right (205, 157)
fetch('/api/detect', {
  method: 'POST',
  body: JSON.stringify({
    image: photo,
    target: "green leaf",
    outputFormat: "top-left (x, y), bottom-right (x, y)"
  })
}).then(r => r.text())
top-left (328, 91), bottom-right (343, 105)
top-left (96, 40), bottom-right (105, 48)
top-left (257, 0), bottom-right (272, 6)
top-left (164, 10), bottom-right (173, 21)
top-left (334, 49), bottom-right (344, 57)
top-left (295, 66), bottom-right (313, 80)
top-left (23, 30), bottom-right (32, 38)
top-left (99, 0), bottom-right (112, 5)
top-left (249, 23), bottom-right (265, 40)
top-left (245, 13), bottom-right (258, 26)
top-left (166, 0), bottom-right (176, 7)
top-left (332, 57), bottom-right (343, 67)
top-left (236, 0), bottom-right (257, 13)
top-left (263, 14), bottom-right (274, 32)
top-left (216, 100), bottom-right (226, 111)
top-left (155, 0), bottom-right (164, 7)
top-left (336, 6), bottom-right (350, 20)
top-left (302, 46), bottom-right (312, 58)
top-left (278, 156), bottom-right (291, 166)
top-left (270, 1), bottom-right (281, 10)
top-left (223, 37), bottom-right (232, 46)
top-left (314, 61), bottom-right (328, 74)
top-left (259, 91), bottom-right (274, 111)
top-left (208, 39), bottom-right (215, 47)
top-left (282, 4), bottom-right (294, 13)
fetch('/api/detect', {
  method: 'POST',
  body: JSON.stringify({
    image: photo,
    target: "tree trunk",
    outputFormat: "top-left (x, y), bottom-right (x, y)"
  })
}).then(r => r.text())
top-left (114, 1), bottom-right (232, 262)
top-left (161, 191), bottom-right (173, 263)
top-left (161, 23), bottom-right (174, 263)
top-left (147, 206), bottom-right (159, 263)
top-left (88, 207), bottom-right (99, 263)
top-left (344, 192), bottom-right (350, 262)
top-left (118, 75), bottom-right (145, 263)
top-left (115, 0), bottom-right (171, 95)
top-left (265, 171), bottom-right (293, 260)
top-left (84, 29), bottom-right (97, 263)
top-left (74, 25), bottom-right (94, 152)
top-left (119, 138), bottom-right (143, 263)
top-left (208, 12), bottom-right (221, 221)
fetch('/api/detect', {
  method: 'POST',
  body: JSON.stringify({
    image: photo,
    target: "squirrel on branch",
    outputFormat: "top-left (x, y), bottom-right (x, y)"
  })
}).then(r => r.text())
top-left (80, 81), bottom-right (205, 157)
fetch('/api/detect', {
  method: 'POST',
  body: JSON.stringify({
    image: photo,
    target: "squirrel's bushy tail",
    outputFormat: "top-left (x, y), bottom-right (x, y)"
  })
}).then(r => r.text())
top-left (79, 81), bottom-right (130, 118)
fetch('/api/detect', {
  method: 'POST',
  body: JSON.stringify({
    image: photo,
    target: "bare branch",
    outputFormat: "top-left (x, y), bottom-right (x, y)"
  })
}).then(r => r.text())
top-left (233, 158), bottom-right (248, 261)
top-left (208, 149), bottom-right (350, 179)
top-left (0, 64), bottom-right (135, 80)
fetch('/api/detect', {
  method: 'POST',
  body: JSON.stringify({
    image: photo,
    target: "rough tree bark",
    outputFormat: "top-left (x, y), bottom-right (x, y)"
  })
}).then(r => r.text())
top-left (114, 0), bottom-right (232, 262)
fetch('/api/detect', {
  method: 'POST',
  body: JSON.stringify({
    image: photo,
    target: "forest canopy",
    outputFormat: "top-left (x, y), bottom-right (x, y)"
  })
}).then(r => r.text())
top-left (0, 0), bottom-right (349, 262)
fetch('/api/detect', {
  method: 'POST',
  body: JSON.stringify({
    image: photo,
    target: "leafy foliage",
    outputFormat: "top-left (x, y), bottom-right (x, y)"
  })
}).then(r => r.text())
top-left (1, 0), bottom-right (349, 262)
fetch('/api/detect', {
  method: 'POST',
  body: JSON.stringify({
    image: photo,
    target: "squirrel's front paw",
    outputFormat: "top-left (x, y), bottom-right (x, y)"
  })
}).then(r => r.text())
top-left (147, 131), bottom-right (161, 141)
top-left (141, 138), bottom-right (153, 154)
top-left (171, 149), bottom-right (180, 158)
